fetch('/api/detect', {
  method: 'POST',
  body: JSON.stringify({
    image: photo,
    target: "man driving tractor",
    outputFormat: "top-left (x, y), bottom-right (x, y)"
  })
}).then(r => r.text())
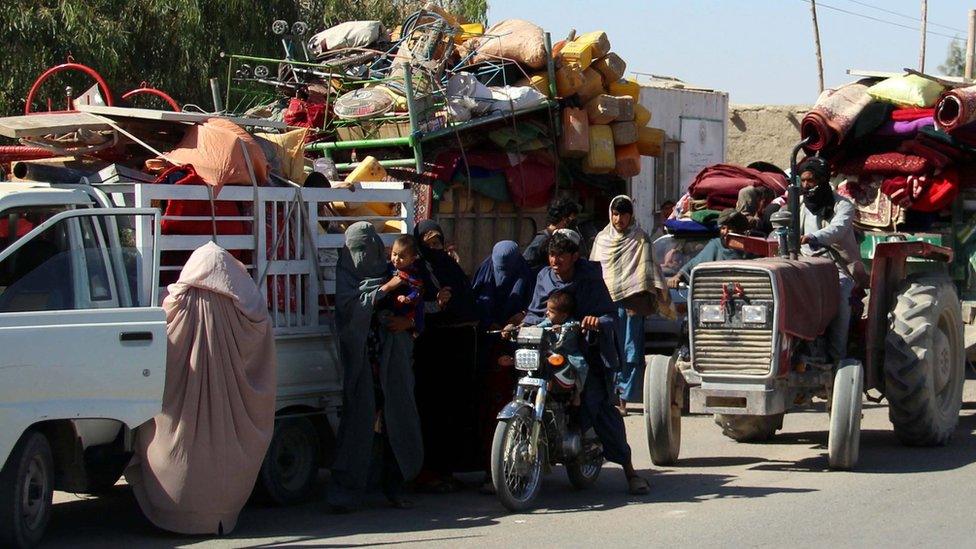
top-left (796, 157), bottom-right (865, 363)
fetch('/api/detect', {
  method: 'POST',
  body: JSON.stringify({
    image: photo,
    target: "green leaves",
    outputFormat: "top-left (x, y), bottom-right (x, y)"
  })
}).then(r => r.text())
top-left (1, 0), bottom-right (486, 115)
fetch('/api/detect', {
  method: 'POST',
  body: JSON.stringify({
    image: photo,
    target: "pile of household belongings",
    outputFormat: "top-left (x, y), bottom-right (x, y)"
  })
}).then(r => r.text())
top-left (426, 22), bottom-right (665, 211)
top-left (797, 71), bottom-right (976, 237)
top-left (254, 5), bottom-right (665, 213)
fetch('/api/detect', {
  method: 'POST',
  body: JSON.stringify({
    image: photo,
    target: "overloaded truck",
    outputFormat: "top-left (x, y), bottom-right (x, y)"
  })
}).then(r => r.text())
top-left (0, 178), bottom-right (412, 547)
top-left (645, 143), bottom-right (966, 470)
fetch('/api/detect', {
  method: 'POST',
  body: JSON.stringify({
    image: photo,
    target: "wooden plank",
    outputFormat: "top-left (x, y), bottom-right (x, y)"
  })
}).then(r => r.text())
top-left (75, 104), bottom-right (287, 130)
top-left (0, 112), bottom-right (112, 139)
top-left (847, 68), bottom-right (972, 87)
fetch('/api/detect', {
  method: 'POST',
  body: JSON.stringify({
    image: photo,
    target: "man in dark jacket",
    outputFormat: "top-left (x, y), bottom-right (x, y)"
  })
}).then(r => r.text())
top-left (523, 198), bottom-right (582, 275)
top-left (523, 229), bottom-right (650, 495)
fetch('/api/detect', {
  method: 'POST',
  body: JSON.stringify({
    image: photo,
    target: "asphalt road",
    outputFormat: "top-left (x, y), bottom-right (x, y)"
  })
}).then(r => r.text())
top-left (46, 380), bottom-right (976, 548)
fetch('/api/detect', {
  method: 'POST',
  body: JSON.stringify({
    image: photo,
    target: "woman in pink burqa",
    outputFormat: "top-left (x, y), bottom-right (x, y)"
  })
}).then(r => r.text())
top-left (125, 242), bottom-right (277, 535)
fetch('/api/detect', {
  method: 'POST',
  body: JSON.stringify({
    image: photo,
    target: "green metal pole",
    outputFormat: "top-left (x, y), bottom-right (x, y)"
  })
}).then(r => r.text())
top-left (545, 32), bottom-right (558, 100)
top-left (403, 63), bottom-right (424, 173)
top-left (305, 136), bottom-right (413, 152)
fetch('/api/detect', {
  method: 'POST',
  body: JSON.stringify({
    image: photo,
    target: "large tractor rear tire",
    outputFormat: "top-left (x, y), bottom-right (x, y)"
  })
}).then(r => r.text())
top-left (714, 413), bottom-right (783, 442)
top-left (884, 274), bottom-right (964, 446)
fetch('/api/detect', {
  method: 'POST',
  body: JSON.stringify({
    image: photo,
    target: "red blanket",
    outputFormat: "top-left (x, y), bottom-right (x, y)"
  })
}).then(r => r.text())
top-left (687, 164), bottom-right (788, 209)
top-left (891, 107), bottom-right (935, 121)
top-left (837, 152), bottom-right (930, 176)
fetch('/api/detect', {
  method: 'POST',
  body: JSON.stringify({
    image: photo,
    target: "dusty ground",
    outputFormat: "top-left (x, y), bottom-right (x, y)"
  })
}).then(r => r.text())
top-left (46, 380), bottom-right (976, 548)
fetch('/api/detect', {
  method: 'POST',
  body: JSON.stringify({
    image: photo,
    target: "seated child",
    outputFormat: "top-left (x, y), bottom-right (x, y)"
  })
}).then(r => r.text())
top-left (388, 235), bottom-right (426, 335)
top-left (500, 290), bottom-right (587, 402)
top-left (536, 290), bottom-right (588, 397)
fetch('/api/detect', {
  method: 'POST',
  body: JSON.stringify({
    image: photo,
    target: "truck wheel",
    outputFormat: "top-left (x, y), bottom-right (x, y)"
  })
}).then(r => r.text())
top-left (644, 354), bottom-right (681, 465)
top-left (884, 274), bottom-right (964, 446)
top-left (714, 413), bottom-right (783, 442)
top-left (828, 359), bottom-right (863, 470)
top-left (255, 417), bottom-right (320, 505)
top-left (0, 432), bottom-right (54, 548)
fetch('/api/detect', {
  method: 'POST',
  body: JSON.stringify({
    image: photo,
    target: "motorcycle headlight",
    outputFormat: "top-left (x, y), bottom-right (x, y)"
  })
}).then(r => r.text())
top-left (741, 304), bottom-right (768, 324)
top-left (698, 304), bottom-right (725, 324)
top-left (515, 349), bottom-right (540, 371)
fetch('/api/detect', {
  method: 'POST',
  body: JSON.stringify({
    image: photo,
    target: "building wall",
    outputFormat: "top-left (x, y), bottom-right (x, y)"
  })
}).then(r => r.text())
top-left (727, 104), bottom-right (811, 171)
top-left (631, 86), bottom-right (729, 231)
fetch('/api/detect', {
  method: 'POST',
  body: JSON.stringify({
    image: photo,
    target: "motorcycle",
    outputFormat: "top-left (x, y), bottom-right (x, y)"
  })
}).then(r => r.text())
top-left (489, 324), bottom-right (604, 512)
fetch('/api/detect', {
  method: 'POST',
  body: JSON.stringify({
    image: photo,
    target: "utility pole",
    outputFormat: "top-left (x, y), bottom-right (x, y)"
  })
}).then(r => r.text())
top-left (919, 0), bottom-right (928, 72)
top-left (810, 0), bottom-right (825, 93)
top-left (967, 9), bottom-right (976, 81)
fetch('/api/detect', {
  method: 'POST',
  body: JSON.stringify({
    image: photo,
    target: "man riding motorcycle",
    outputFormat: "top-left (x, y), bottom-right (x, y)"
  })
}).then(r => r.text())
top-left (521, 229), bottom-right (650, 495)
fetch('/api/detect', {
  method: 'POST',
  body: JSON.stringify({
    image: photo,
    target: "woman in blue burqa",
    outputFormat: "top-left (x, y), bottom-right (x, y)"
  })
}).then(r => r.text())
top-left (328, 222), bottom-right (423, 511)
top-left (470, 240), bottom-right (536, 492)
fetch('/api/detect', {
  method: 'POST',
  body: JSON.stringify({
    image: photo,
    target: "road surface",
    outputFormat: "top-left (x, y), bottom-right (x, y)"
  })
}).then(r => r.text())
top-left (46, 380), bottom-right (976, 548)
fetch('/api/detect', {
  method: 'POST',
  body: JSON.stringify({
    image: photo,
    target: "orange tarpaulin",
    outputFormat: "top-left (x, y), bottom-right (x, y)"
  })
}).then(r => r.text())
top-left (164, 118), bottom-right (269, 194)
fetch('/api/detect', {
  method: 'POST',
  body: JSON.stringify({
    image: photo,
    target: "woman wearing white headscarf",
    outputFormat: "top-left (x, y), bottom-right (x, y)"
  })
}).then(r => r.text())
top-left (590, 195), bottom-right (671, 415)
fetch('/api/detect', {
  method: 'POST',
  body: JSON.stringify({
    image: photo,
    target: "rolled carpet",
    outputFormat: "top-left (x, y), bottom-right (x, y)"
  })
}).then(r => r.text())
top-left (935, 85), bottom-right (976, 132)
top-left (801, 80), bottom-right (874, 152)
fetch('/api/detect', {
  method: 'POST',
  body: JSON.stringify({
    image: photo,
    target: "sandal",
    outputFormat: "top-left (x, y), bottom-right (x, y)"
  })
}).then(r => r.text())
top-left (627, 475), bottom-right (650, 496)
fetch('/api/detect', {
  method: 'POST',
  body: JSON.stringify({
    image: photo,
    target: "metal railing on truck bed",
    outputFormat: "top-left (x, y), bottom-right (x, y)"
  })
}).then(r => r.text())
top-left (98, 181), bottom-right (413, 337)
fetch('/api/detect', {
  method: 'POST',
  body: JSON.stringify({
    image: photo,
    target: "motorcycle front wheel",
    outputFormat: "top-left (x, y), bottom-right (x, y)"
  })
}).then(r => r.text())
top-left (491, 407), bottom-right (544, 512)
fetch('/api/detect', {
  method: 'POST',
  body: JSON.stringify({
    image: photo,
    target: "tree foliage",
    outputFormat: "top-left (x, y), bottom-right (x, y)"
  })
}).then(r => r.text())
top-left (0, 0), bottom-right (487, 115)
top-left (938, 39), bottom-right (966, 77)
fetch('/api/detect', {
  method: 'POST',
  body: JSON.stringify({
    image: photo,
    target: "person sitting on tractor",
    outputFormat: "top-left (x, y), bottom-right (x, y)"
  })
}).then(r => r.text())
top-left (797, 157), bottom-right (866, 363)
top-left (666, 208), bottom-right (751, 289)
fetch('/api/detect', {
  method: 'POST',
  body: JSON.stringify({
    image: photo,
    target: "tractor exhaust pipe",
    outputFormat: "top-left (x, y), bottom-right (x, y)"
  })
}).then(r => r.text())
top-left (788, 138), bottom-right (812, 260)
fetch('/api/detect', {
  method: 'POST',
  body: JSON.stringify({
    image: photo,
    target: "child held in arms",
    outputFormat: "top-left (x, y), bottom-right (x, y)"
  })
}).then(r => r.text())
top-left (387, 235), bottom-right (426, 336)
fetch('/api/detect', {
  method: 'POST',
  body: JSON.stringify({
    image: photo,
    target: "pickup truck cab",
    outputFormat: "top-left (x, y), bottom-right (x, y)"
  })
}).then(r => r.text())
top-left (0, 183), bottom-right (166, 547)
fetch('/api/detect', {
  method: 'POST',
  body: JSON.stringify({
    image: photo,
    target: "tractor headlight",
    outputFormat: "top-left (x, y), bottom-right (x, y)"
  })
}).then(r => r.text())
top-left (699, 304), bottom-right (725, 324)
top-left (741, 304), bottom-right (768, 324)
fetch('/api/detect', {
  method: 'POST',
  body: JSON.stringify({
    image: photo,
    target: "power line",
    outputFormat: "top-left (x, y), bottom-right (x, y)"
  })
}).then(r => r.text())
top-left (798, 0), bottom-right (960, 41)
top-left (844, 0), bottom-right (966, 34)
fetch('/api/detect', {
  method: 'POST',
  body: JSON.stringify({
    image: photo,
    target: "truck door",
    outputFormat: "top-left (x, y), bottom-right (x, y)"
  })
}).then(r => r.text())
top-left (0, 208), bottom-right (166, 465)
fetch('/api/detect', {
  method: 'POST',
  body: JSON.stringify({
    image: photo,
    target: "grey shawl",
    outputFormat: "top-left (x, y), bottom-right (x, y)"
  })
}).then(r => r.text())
top-left (331, 222), bottom-right (423, 489)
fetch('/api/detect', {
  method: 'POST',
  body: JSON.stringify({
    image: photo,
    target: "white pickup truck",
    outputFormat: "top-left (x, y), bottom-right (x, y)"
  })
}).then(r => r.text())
top-left (0, 179), bottom-right (412, 547)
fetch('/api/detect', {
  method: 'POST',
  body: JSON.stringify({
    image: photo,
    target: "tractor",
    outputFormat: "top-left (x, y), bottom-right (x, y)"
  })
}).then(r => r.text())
top-left (645, 140), bottom-right (965, 470)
